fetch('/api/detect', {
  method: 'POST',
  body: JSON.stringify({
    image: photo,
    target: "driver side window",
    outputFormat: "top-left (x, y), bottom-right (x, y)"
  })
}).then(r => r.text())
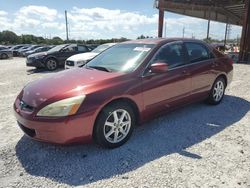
top-left (151, 43), bottom-right (185, 69)
top-left (63, 46), bottom-right (77, 52)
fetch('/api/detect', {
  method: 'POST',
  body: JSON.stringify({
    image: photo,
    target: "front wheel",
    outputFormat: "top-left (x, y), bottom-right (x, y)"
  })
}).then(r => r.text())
top-left (46, 58), bottom-right (58, 71)
top-left (207, 77), bottom-right (226, 105)
top-left (94, 102), bottom-right (135, 148)
top-left (1, 53), bottom-right (8, 59)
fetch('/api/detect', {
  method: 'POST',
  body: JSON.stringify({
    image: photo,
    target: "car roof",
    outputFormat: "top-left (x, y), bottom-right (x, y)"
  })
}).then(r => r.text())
top-left (123, 38), bottom-right (207, 45)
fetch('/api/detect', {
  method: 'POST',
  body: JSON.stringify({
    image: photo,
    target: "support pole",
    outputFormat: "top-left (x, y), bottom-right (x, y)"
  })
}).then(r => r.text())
top-left (65, 10), bottom-right (69, 41)
top-left (207, 8), bottom-right (211, 40)
top-left (158, 9), bottom-right (164, 38)
top-left (224, 22), bottom-right (228, 46)
top-left (207, 20), bottom-right (210, 39)
top-left (239, 0), bottom-right (250, 63)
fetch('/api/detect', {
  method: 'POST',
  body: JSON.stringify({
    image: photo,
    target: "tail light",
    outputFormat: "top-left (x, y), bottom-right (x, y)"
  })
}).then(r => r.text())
top-left (228, 58), bottom-right (234, 65)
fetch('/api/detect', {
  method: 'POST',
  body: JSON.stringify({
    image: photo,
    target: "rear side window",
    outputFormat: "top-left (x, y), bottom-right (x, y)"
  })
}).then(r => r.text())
top-left (185, 43), bottom-right (210, 63)
top-left (63, 45), bottom-right (77, 52)
top-left (151, 43), bottom-right (185, 69)
top-left (78, 46), bottom-right (88, 52)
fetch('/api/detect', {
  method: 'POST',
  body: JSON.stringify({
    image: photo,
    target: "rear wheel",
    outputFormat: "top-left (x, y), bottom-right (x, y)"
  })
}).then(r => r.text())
top-left (1, 53), bottom-right (8, 59)
top-left (207, 77), bottom-right (226, 105)
top-left (46, 58), bottom-right (58, 71)
top-left (94, 102), bottom-right (135, 148)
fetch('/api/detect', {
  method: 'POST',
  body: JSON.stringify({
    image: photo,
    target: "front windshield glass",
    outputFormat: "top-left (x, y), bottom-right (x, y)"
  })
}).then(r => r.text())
top-left (87, 43), bottom-right (155, 72)
top-left (92, 44), bottom-right (113, 53)
top-left (48, 44), bottom-right (68, 53)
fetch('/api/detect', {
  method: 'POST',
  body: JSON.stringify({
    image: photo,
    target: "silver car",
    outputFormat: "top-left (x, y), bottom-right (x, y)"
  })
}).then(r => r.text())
top-left (0, 46), bottom-right (13, 59)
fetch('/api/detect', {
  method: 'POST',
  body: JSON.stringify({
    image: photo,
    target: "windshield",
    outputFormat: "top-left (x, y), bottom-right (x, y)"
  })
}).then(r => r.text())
top-left (48, 44), bottom-right (68, 53)
top-left (92, 44), bottom-right (114, 53)
top-left (87, 43), bottom-right (155, 72)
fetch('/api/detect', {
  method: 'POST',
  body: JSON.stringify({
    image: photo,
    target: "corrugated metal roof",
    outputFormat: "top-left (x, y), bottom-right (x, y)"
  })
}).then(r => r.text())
top-left (155, 0), bottom-right (246, 26)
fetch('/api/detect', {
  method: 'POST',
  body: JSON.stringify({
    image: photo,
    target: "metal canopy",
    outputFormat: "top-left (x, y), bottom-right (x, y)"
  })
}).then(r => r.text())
top-left (155, 0), bottom-right (250, 63)
top-left (155, 0), bottom-right (245, 26)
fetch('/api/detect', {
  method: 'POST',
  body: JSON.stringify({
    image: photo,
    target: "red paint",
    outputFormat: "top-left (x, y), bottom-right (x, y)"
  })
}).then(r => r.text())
top-left (13, 38), bottom-right (233, 144)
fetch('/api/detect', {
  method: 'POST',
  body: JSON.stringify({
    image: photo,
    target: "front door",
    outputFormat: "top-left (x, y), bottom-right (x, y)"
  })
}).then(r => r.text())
top-left (141, 42), bottom-right (192, 118)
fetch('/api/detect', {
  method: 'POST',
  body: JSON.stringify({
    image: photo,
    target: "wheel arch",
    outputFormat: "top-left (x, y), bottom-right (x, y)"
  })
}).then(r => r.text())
top-left (216, 73), bottom-right (228, 87)
top-left (92, 97), bottom-right (140, 138)
top-left (44, 56), bottom-right (58, 63)
top-left (1, 53), bottom-right (8, 59)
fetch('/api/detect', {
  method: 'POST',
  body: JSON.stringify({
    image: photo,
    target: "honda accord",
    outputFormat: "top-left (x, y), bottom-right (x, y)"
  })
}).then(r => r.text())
top-left (14, 38), bottom-right (233, 148)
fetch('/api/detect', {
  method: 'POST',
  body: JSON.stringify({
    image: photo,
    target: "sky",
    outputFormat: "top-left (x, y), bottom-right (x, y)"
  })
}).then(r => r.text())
top-left (0, 0), bottom-right (242, 40)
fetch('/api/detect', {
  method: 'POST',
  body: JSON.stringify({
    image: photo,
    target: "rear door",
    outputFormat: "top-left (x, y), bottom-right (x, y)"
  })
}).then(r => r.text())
top-left (184, 42), bottom-right (216, 99)
top-left (57, 45), bottom-right (78, 64)
top-left (142, 41), bottom-right (192, 116)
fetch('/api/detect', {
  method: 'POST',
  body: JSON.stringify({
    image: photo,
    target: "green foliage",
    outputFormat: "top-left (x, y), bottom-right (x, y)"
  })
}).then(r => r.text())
top-left (0, 30), bottom-right (20, 44)
top-left (0, 30), bottom-right (130, 45)
top-left (137, 35), bottom-right (151, 39)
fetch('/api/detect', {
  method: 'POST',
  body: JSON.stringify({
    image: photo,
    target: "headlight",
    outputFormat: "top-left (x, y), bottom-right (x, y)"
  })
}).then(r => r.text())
top-left (37, 95), bottom-right (85, 117)
top-left (77, 60), bottom-right (86, 65)
top-left (35, 53), bottom-right (47, 59)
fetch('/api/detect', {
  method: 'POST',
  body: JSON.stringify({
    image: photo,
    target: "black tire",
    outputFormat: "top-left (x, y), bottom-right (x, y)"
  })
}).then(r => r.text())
top-left (45, 58), bottom-right (58, 71)
top-left (1, 53), bottom-right (8, 59)
top-left (94, 102), bottom-right (135, 148)
top-left (206, 77), bottom-right (226, 105)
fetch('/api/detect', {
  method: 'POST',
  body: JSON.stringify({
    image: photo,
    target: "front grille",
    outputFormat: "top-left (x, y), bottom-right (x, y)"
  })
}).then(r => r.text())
top-left (19, 100), bottom-right (34, 112)
top-left (18, 122), bottom-right (36, 137)
top-left (66, 60), bottom-right (74, 66)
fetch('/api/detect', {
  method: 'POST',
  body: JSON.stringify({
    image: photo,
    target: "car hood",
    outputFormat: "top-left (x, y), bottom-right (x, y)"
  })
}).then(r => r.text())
top-left (21, 68), bottom-right (124, 108)
top-left (67, 52), bottom-right (98, 62)
top-left (0, 49), bottom-right (11, 52)
top-left (28, 52), bottom-right (47, 58)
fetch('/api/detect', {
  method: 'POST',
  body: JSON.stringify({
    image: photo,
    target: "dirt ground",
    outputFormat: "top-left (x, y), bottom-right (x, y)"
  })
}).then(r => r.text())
top-left (0, 58), bottom-right (249, 188)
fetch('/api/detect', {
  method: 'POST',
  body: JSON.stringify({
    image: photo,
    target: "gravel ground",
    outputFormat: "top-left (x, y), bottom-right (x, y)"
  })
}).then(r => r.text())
top-left (0, 58), bottom-right (249, 188)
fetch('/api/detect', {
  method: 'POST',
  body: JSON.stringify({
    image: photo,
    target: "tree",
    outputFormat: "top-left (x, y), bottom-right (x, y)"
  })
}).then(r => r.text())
top-left (51, 37), bottom-right (64, 45)
top-left (137, 35), bottom-right (146, 39)
top-left (0, 30), bottom-right (19, 44)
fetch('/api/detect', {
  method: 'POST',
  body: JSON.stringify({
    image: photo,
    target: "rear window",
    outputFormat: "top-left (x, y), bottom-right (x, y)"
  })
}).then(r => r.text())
top-left (185, 42), bottom-right (210, 63)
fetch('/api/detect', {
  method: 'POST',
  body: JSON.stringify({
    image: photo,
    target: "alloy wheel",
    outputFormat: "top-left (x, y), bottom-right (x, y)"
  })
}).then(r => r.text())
top-left (103, 109), bottom-right (131, 143)
top-left (47, 60), bottom-right (57, 70)
top-left (213, 80), bottom-right (224, 102)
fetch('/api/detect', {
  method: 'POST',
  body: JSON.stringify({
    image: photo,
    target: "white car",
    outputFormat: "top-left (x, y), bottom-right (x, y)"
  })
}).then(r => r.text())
top-left (65, 43), bottom-right (116, 69)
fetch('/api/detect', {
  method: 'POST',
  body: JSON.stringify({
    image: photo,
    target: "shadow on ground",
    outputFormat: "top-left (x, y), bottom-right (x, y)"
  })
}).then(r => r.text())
top-left (15, 95), bottom-right (250, 186)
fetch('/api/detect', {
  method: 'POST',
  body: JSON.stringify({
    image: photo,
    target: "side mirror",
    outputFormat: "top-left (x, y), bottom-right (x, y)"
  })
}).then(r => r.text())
top-left (150, 62), bottom-right (168, 73)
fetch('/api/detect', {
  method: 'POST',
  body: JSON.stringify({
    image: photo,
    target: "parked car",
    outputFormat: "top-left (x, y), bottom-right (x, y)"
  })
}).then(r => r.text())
top-left (26, 44), bottom-right (91, 71)
top-left (211, 43), bottom-right (230, 53)
top-left (9, 45), bottom-right (26, 56)
top-left (0, 46), bottom-right (13, 59)
top-left (24, 46), bottom-right (54, 57)
top-left (16, 45), bottom-right (34, 56)
top-left (87, 44), bottom-right (99, 50)
top-left (65, 43), bottom-right (116, 69)
top-left (227, 52), bottom-right (239, 63)
top-left (18, 45), bottom-right (41, 57)
top-left (14, 38), bottom-right (233, 148)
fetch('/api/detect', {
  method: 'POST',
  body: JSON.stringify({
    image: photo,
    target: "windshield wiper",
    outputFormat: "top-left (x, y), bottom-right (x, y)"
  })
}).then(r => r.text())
top-left (87, 66), bottom-right (112, 72)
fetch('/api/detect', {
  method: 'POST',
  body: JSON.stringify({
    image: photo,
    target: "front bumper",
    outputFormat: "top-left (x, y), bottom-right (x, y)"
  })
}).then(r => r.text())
top-left (13, 99), bottom-right (95, 144)
top-left (26, 58), bottom-right (45, 68)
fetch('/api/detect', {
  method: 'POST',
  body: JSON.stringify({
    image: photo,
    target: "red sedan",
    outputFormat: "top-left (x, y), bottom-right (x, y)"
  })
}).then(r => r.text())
top-left (14, 38), bottom-right (233, 148)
